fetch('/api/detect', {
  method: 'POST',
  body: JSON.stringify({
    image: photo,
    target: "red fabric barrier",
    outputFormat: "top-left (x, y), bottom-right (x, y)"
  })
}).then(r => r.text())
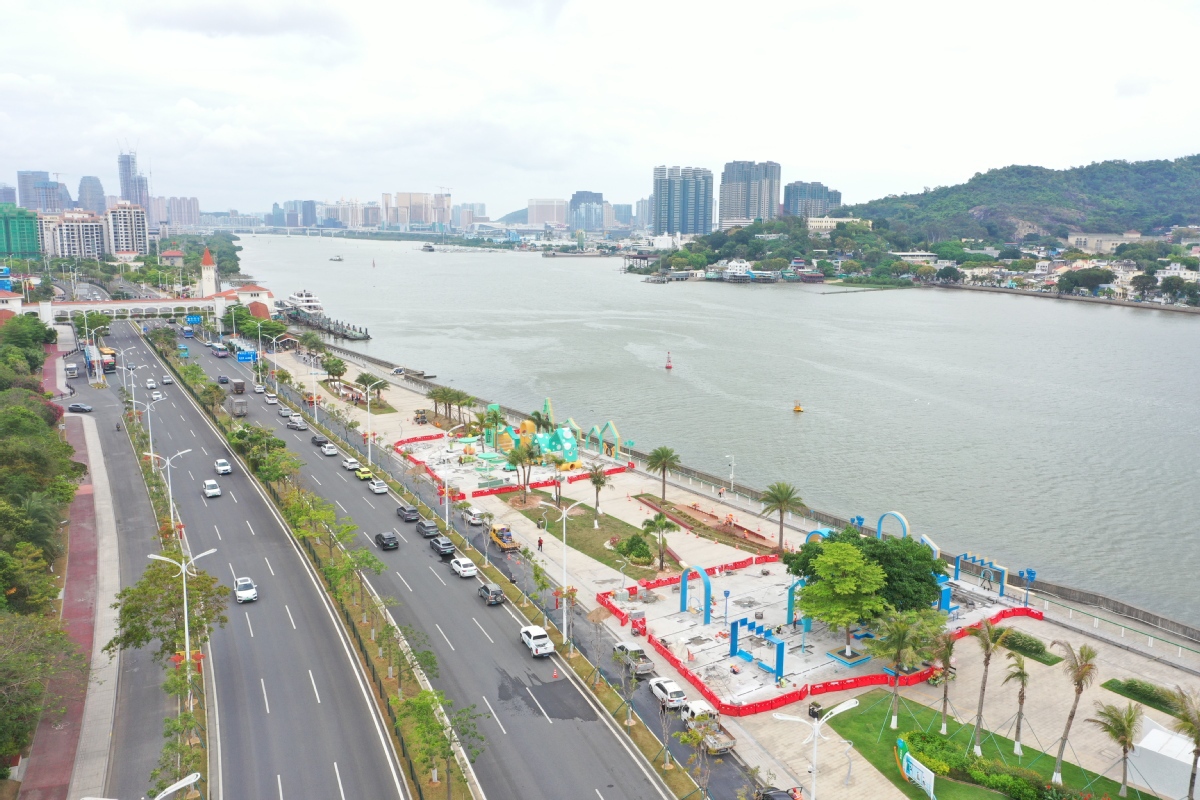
top-left (566, 466), bottom-right (627, 483)
top-left (471, 485), bottom-right (521, 498)
top-left (394, 432), bottom-right (445, 449)
top-left (595, 591), bottom-right (629, 625)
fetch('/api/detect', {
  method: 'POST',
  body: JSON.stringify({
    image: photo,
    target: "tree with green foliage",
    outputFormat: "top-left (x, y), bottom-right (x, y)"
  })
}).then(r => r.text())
top-left (484, 407), bottom-right (506, 453)
top-left (298, 331), bottom-right (324, 354)
top-left (587, 463), bottom-right (612, 519)
top-left (936, 265), bottom-right (963, 282)
top-left (641, 512), bottom-right (680, 571)
top-left (798, 542), bottom-right (888, 656)
top-left (1130, 274), bottom-right (1159, 297)
top-left (931, 631), bottom-right (957, 735)
top-left (968, 620), bottom-right (1010, 756)
top-left (1003, 652), bottom-right (1032, 755)
top-left (1050, 641), bottom-right (1099, 785)
top-left (394, 689), bottom-right (487, 798)
top-left (199, 382), bottom-right (225, 413)
top-left (0, 612), bottom-right (86, 764)
top-left (1086, 701), bottom-right (1142, 797)
top-left (1169, 686), bottom-right (1200, 800)
top-left (528, 410), bottom-right (553, 432)
top-left (355, 372), bottom-right (386, 400)
top-left (321, 355), bottom-right (347, 382)
top-left (859, 536), bottom-right (947, 611)
top-left (505, 444), bottom-right (535, 501)
top-left (0, 543), bottom-right (58, 613)
top-left (646, 446), bottom-right (682, 503)
top-left (866, 609), bottom-right (945, 729)
top-left (1057, 268), bottom-right (1115, 294)
top-left (759, 481), bottom-right (804, 551)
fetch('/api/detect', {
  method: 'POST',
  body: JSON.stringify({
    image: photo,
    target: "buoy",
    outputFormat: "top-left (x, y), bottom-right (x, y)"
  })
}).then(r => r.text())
top-left (552, 666), bottom-right (559, 679)
top-left (665, 352), bottom-right (673, 370)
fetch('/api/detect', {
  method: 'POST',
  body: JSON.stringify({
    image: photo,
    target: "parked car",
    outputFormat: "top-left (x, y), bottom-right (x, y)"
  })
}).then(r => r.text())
top-left (202, 479), bottom-right (221, 498)
top-left (214, 458), bottom-right (232, 475)
top-left (264, 393), bottom-right (278, 404)
top-left (429, 535), bottom-right (454, 557)
top-left (341, 457), bottom-right (362, 471)
top-left (396, 503), bottom-right (420, 522)
top-left (754, 789), bottom-right (803, 800)
top-left (278, 407), bottom-right (292, 417)
top-left (311, 434), bottom-right (329, 445)
top-left (520, 625), bottom-right (554, 657)
top-left (354, 467), bottom-right (374, 480)
top-left (649, 677), bottom-right (687, 709)
top-left (449, 557), bottom-right (477, 577)
top-left (416, 519), bottom-right (440, 538)
top-left (368, 479), bottom-right (388, 494)
top-left (286, 418), bottom-right (309, 430)
top-left (320, 443), bottom-right (338, 456)
top-left (478, 583), bottom-right (506, 605)
top-left (460, 506), bottom-right (485, 526)
top-left (162, 375), bottom-right (173, 384)
top-left (67, 403), bottom-right (92, 413)
top-left (234, 576), bottom-right (258, 603)
top-left (217, 375), bottom-right (229, 384)
top-left (375, 531), bottom-right (399, 550)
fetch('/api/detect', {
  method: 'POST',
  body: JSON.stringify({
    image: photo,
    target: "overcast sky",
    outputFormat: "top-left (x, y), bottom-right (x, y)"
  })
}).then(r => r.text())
top-left (3, 0), bottom-right (1198, 216)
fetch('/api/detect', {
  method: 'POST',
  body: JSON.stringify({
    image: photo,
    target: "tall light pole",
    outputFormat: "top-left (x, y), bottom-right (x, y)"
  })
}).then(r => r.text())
top-left (725, 454), bottom-right (735, 497)
top-left (148, 547), bottom-right (217, 713)
top-left (443, 424), bottom-right (464, 525)
top-left (116, 346), bottom-right (137, 390)
top-left (774, 698), bottom-right (859, 800)
top-left (361, 376), bottom-right (387, 468)
top-left (146, 449), bottom-right (192, 540)
top-left (132, 396), bottom-right (163, 456)
top-left (540, 498), bottom-right (585, 656)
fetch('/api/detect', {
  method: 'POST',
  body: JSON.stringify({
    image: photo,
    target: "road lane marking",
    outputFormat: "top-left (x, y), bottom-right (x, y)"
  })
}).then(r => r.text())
top-left (190, 429), bottom-right (196, 437)
top-left (361, 532), bottom-right (374, 545)
top-left (277, 775), bottom-right (283, 800)
top-left (172, 402), bottom-right (177, 409)
top-left (363, 497), bottom-right (376, 509)
top-left (393, 527), bottom-right (408, 543)
top-left (435, 623), bottom-right (455, 651)
top-left (228, 563), bottom-right (236, 580)
top-left (472, 617), bottom-right (495, 643)
top-left (309, 669), bottom-right (322, 704)
top-left (293, 433), bottom-right (302, 442)
top-left (180, 415), bottom-right (187, 422)
top-left (526, 686), bottom-right (552, 723)
top-left (394, 571), bottom-right (412, 592)
top-left (481, 695), bottom-right (506, 734)
top-left (336, 500), bottom-right (347, 513)
top-left (285, 605), bottom-right (296, 629)
top-left (202, 498), bottom-right (208, 508)
top-left (339, 473), bottom-right (348, 482)
top-left (201, 446), bottom-right (208, 456)
top-left (260, 678), bottom-right (270, 713)
top-left (264, 557), bottom-right (275, 576)
top-left (247, 521), bottom-right (255, 536)
top-left (230, 491), bottom-right (237, 504)
top-left (597, 792), bottom-right (606, 800)
top-left (245, 612), bottom-right (254, 637)
top-left (311, 475), bottom-right (322, 486)
top-left (188, 470), bottom-right (194, 481)
top-left (503, 604), bottom-right (521, 623)
top-left (333, 763), bottom-right (347, 800)
top-left (214, 524), bottom-right (222, 541)
top-left (428, 566), bottom-right (447, 586)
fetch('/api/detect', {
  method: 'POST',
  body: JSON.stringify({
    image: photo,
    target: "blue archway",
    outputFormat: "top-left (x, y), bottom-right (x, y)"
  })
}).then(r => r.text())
top-left (804, 528), bottom-right (832, 544)
top-left (876, 511), bottom-right (910, 540)
top-left (679, 566), bottom-right (713, 625)
top-left (786, 577), bottom-right (806, 624)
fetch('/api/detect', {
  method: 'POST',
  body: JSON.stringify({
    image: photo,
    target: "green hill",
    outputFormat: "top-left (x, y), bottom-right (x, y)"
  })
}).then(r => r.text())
top-left (841, 154), bottom-right (1200, 241)
top-left (497, 208), bottom-right (527, 224)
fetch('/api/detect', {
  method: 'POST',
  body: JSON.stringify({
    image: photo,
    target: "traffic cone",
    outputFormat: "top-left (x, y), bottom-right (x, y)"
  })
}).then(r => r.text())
top-left (552, 666), bottom-right (559, 679)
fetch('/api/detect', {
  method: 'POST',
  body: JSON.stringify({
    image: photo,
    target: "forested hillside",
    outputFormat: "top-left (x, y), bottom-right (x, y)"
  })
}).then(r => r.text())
top-left (841, 155), bottom-right (1200, 242)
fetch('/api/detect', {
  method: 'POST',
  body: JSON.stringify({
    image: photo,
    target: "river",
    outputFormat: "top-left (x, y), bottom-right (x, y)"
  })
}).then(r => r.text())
top-left (234, 234), bottom-right (1200, 623)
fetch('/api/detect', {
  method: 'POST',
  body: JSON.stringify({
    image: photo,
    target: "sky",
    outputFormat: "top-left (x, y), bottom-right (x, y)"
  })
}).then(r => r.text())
top-left (3, 0), bottom-right (1199, 216)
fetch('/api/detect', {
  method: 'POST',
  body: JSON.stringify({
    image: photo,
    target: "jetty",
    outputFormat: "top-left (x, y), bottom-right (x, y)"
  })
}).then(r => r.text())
top-left (285, 307), bottom-right (371, 340)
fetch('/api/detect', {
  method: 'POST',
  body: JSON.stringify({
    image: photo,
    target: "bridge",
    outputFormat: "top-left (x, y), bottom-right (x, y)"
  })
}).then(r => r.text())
top-left (4, 296), bottom-right (235, 325)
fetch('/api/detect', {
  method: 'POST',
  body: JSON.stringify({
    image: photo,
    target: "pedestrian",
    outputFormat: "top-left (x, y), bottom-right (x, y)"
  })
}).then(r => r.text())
top-left (718, 487), bottom-right (725, 499)
top-left (537, 537), bottom-right (543, 551)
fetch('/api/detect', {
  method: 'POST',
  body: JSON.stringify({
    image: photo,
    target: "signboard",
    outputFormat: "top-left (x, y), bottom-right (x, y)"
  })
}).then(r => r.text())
top-left (236, 351), bottom-right (257, 363)
top-left (186, 315), bottom-right (202, 324)
top-left (896, 740), bottom-right (936, 800)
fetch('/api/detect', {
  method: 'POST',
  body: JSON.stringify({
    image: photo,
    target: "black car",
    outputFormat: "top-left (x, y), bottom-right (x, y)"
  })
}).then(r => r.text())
top-left (396, 503), bottom-right (420, 522)
top-left (478, 583), bottom-right (505, 605)
top-left (217, 375), bottom-right (229, 384)
top-left (755, 789), bottom-right (803, 800)
top-left (415, 519), bottom-right (440, 538)
top-left (429, 536), bottom-right (454, 557)
top-left (311, 434), bottom-right (329, 445)
top-left (375, 531), bottom-right (399, 550)
top-left (67, 403), bottom-right (93, 412)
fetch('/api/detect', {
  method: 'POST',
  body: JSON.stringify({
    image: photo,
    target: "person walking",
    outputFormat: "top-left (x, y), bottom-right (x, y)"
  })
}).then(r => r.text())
top-left (537, 537), bottom-right (543, 551)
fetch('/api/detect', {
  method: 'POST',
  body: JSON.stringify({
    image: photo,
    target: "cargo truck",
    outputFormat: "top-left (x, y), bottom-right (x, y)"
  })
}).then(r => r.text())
top-left (679, 700), bottom-right (737, 754)
top-left (225, 395), bottom-right (249, 417)
top-left (231, 379), bottom-right (246, 394)
top-left (613, 642), bottom-right (656, 676)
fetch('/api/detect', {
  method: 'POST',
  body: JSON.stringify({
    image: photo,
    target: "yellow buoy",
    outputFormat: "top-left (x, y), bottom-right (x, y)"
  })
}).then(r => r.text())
top-left (793, 402), bottom-right (804, 413)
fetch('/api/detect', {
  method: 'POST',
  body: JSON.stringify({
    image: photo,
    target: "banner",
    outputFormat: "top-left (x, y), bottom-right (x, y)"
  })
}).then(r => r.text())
top-left (897, 739), bottom-right (937, 800)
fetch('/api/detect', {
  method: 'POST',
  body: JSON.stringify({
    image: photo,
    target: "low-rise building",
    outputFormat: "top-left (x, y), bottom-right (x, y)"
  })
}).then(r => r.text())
top-left (806, 216), bottom-right (871, 234)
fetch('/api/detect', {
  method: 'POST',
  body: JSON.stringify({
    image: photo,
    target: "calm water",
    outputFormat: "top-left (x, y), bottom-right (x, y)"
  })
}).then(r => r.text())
top-left (237, 235), bottom-right (1200, 622)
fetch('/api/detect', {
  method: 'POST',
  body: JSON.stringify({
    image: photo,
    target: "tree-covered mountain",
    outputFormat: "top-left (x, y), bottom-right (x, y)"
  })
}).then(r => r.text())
top-left (840, 154), bottom-right (1200, 242)
top-left (497, 208), bottom-right (527, 224)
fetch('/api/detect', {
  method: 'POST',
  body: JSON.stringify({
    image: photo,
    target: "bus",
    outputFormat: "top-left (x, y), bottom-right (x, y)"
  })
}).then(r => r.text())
top-left (96, 346), bottom-right (117, 373)
top-left (211, 343), bottom-right (228, 358)
top-left (177, 345), bottom-right (189, 358)
top-left (182, 326), bottom-right (195, 338)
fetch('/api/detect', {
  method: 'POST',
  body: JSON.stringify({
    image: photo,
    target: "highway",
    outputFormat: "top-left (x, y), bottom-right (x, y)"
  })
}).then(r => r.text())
top-left (104, 322), bottom-right (408, 800)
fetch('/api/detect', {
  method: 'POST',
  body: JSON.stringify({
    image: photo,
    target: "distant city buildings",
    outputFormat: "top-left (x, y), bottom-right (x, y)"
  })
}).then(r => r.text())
top-left (0, 184), bottom-right (14, 205)
top-left (0, 204), bottom-right (40, 258)
top-left (117, 152), bottom-right (150, 210)
top-left (613, 204), bottom-right (632, 226)
top-left (105, 201), bottom-right (149, 257)
top-left (569, 190), bottom-right (605, 231)
top-left (634, 197), bottom-right (652, 230)
top-left (806, 216), bottom-right (869, 234)
top-left (32, 181), bottom-right (71, 213)
top-left (301, 200), bottom-right (317, 227)
top-left (652, 166), bottom-right (713, 235)
top-left (16, 171), bottom-right (48, 210)
top-left (528, 199), bottom-right (567, 226)
top-left (166, 196), bottom-right (201, 227)
top-left (718, 161), bottom-right (781, 229)
top-left (38, 210), bottom-right (107, 259)
top-left (77, 176), bottom-right (106, 215)
top-left (783, 181), bottom-right (842, 218)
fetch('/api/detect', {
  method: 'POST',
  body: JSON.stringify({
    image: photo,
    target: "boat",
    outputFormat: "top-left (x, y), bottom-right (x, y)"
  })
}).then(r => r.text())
top-left (665, 352), bottom-right (673, 370)
top-left (793, 402), bottom-right (804, 413)
top-left (329, 255), bottom-right (343, 262)
top-left (284, 289), bottom-right (325, 315)
top-left (421, 243), bottom-right (436, 252)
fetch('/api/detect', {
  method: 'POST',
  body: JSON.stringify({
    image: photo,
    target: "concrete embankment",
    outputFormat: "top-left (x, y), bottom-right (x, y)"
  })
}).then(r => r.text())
top-left (923, 282), bottom-right (1200, 314)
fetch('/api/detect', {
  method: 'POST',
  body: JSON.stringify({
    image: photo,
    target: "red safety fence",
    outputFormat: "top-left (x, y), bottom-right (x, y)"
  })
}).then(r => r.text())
top-left (394, 432), bottom-right (445, 450)
top-left (566, 465), bottom-right (627, 483)
top-left (471, 485), bottom-right (521, 498)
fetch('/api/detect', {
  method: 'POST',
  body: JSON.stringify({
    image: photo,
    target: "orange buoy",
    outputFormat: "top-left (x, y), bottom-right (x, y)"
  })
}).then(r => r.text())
top-left (665, 352), bottom-right (673, 370)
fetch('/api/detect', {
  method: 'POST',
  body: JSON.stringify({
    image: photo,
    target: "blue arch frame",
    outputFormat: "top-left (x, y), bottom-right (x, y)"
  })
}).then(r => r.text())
top-left (876, 511), bottom-right (910, 540)
top-left (805, 528), bottom-right (832, 544)
top-left (787, 577), bottom-right (806, 624)
top-left (679, 566), bottom-right (713, 625)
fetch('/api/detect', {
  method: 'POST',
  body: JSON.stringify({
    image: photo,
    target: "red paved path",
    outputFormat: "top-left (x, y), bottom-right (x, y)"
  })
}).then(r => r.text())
top-left (18, 416), bottom-right (97, 800)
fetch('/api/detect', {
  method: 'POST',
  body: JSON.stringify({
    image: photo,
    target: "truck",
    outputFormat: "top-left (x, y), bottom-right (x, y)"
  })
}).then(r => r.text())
top-left (679, 700), bottom-right (737, 754)
top-left (613, 642), bottom-right (656, 676)
top-left (64, 363), bottom-right (78, 379)
top-left (489, 523), bottom-right (520, 552)
top-left (225, 396), bottom-right (249, 417)
top-left (97, 346), bottom-right (117, 373)
top-left (231, 379), bottom-right (246, 394)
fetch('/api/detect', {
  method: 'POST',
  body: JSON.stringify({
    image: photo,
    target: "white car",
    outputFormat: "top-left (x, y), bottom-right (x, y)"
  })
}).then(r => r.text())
top-left (320, 443), bottom-right (338, 456)
top-left (150, 390), bottom-right (163, 401)
top-left (234, 577), bottom-right (258, 603)
top-left (368, 479), bottom-right (388, 494)
top-left (162, 375), bottom-right (173, 384)
top-left (202, 479), bottom-right (221, 498)
top-left (520, 625), bottom-right (555, 657)
top-left (254, 384), bottom-right (265, 393)
top-left (449, 557), bottom-right (477, 577)
top-left (460, 507), bottom-right (485, 525)
top-left (145, 378), bottom-right (157, 389)
top-left (264, 393), bottom-right (278, 404)
top-left (649, 677), bottom-right (687, 709)
top-left (341, 457), bottom-right (361, 471)
top-left (278, 407), bottom-right (292, 417)
top-left (214, 459), bottom-right (232, 475)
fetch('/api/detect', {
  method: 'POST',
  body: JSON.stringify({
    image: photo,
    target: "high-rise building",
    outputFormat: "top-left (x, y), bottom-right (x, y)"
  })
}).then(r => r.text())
top-left (118, 153), bottom-right (138, 202)
top-left (105, 195), bottom-right (120, 211)
top-left (361, 205), bottom-right (381, 227)
top-left (0, 204), bottom-right (40, 257)
top-left (652, 166), bottom-right (714, 235)
top-left (634, 197), bottom-right (652, 230)
top-left (433, 194), bottom-right (451, 227)
top-left (166, 197), bottom-right (201, 227)
top-left (783, 181), bottom-right (842, 218)
top-left (0, 185), bottom-right (15, 205)
top-left (285, 210), bottom-right (299, 227)
top-left (569, 191), bottom-right (605, 231)
top-left (301, 200), bottom-right (317, 227)
top-left (613, 204), bottom-right (633, 226)
top-left (41, 211), bottom-right (107, 259)
top-left (718, 161), bottom-right (781, 229)
top-left (78, 176), bottom-right (106, 215)
top-left (17, 171), bottom-right (48, 209)
top-left (105, 202), bottom-right (148, 256)
top-left (394, 193), bottom-right (433, 226)
top-left (270, 203), bottom-right (285, 227)
top-left (527, 199), bottom-right (567, 226)
top-left (33, 181), bottom-right (67, 213)
top-left (147, 196), bottom-right (168, 229)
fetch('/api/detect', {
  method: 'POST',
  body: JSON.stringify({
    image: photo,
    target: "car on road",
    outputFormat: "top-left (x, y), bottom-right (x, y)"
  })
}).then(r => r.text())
top-left (162, 375), bottom-right (173, 384)
top-left (354, 467), bottom-right (374, 480)
top-left (396, 503), bottom-right (420, 522)
top-left (449, 557), bottom-right (477, 577)
top-left (254, 384), bottom-right (265, 393)
top-left (478, 583), bottom-right (505, 605)
top-left (320, 443), bottom-right (338, 456)
top-left (460, 506), bottom-right (485, 525)
top-left (341, 457), bottom-right (361, 471)
top-left (264, 393), bottom-right (278, 404)
top-left (368, 479), bottom-right (388, 494)
top-left (286, 417), bottom-right (309, 430)
top-left (234, 577), bottom-right (258, 603)
top-left (415, 519), bottom-right (440, 538)
top-left (151, 390), bottom-right (163, 401)
top-left (429, 535), bottom-right (455, 557)
top-left (145, 378), bottom-right (157, 389)
top-left (278, 407), bottom-right (292, 417)
top-left (202, 479), bottom-right (222, 498)
top-left (67, 403), bottom-right (93, 413)
top-left (649, 677), bottom-right (687, 709)
top-left (375, 531), bottom-right (399, 550)
top-left (754, 789), bottom-right (803, 800)
top-left (520, 625), bottom-right (554, 657)
top-left (311, 434), bottom-right (329, 445)
top-left (217, 375), bottom-right (230, 384)
top-left (214, 459), bottom-right (232, 475)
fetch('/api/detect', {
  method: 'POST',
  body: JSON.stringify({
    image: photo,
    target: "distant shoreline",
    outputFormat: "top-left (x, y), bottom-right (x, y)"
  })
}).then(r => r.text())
top-left (921, 283), bottom-right (1200, 314)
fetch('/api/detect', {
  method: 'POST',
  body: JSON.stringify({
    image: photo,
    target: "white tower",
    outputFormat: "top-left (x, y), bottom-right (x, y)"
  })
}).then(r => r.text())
top-left (200, 246), bottom-right (218, 297)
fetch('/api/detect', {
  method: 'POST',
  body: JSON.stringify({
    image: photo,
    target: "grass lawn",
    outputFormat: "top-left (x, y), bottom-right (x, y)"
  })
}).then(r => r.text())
top-left (505, 490), bottom-right (677, 582)
top-left (825, 689), bottom-right (1134, 800)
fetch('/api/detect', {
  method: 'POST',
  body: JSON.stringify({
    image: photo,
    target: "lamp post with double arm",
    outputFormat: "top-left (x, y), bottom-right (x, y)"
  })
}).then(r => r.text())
top-left (147, 547), bottom-right (217, 713)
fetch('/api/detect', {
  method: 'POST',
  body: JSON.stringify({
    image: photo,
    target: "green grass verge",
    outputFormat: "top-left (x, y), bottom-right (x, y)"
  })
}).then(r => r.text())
top-left (825, 689), bottom-right (1130, 800)
top-left (1102, 678), bottom-right (1181, 719)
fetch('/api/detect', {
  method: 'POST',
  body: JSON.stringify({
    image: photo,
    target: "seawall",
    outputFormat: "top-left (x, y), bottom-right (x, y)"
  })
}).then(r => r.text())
top-left (922, 282), bottom-right (1200, 314)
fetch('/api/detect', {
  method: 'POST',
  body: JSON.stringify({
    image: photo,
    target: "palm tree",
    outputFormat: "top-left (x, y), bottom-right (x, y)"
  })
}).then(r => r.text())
top-left (1086, 701), bottom-right (1142, 797)
top-left (1003, 652), bottom-right (1031, 755)
top-left (866, 610), bottom-right (942, 730)
top-left (469, 410), bottom-right (488, 439)
top-left (354, 371), bottom-right (385, 400)
top-left (1171, 686), bottom-right (1200, 800)
top-left (322, 356), bottom-right (347, 383)
top-left (968, 620), bottom-right (1010, 756)
top-left (1050, 641), bottom-right (1099, 785)
top-left (426, 387), bottom-right (449, 420)
top-left (646, 446), bottom-right (681, 503)
top-left (298, 331), bottom-right (323, 354)
top-left (484, 407), bottom-right (507, 451)
top-left (506, 445), bottom-right (533, 501)
top-left (587, 464), bottom-right (612, 519)
top-left (528, 410), bottom-right (553, 432)
top-left (642, 513), bottom-right (680, 571)
top-left (760, 482), bottom-right (804, 551)
top-left (930, 631), bottom-right (957, 735)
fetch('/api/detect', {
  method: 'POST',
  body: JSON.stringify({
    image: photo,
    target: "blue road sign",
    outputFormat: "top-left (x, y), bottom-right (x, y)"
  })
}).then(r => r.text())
top-left (186, 315), bottom-right (202, 324)
top-left (236, 351), bottom-right (257, 363)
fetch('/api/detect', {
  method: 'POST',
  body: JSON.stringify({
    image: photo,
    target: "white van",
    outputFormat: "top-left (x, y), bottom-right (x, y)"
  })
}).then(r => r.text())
top-left (460, 506), bottom-right (485, 525)
top-left (264, 392), bottom-right (278, 405)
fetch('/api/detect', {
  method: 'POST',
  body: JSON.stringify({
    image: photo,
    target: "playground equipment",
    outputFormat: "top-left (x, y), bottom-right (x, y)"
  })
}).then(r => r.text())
top-left (804, 527), bottom-right (832, 544)
top-left (679, 565), bottom-right (713, 625)
top-left (490, 523), bottom-right (520, 552)
top-left (954, 552), bottom-right (1008, 597)
top-left (584, 420), bottom-right (624, 459)
top-left (729, 617), bottom-right (786, 682)
top-left (530, 426), bottom-right (581, 468)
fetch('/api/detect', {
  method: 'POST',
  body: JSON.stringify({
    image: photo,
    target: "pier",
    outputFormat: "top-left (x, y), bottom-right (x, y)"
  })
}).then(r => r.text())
top-left (285, 307), bottom-right (371, 340)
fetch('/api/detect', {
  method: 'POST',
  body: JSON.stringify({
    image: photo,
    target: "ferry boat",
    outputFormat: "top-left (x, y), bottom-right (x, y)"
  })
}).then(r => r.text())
top-left (421, 243), bottom-right (436, 252)
top-left (284, 289), bottom-right (325, 315)
top-left (329, 255), bottom-right (343, 262)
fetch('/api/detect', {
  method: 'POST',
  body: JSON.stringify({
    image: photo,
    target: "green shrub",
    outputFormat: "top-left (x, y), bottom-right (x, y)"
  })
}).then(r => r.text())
top-left (616, 533), bottom-right (652, 561)
top-left (1001, 629), bottom-right (1046, 655)
top-left (1104, 677), bottom-right (1179, 716)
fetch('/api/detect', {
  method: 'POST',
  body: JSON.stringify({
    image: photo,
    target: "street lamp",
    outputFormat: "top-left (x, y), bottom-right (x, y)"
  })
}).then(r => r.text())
top-left (540, 498), bottom-right (585, 656)
top-left (145, 449), bottom-right (192, 539)
top-left (774, 698), bottom-right (859, 800)
top-left (116, 346), bottom-right (138, 391)
top-left (149, 771), bottom-right (201, 800)
top-left (261, 331), bottom-right (287, 389)
top-left (362, 376), bottom-right (387, 466)
top-left (725, 454), bottom-right (735, 497)
top-left (131, 396), bottom-right (163, 456)
top-left (148, 547), bottom-right (217, 713)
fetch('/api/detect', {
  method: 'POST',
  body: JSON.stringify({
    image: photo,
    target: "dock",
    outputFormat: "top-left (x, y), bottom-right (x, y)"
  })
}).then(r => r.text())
top-left (285, 307), bottom-right (371, 340)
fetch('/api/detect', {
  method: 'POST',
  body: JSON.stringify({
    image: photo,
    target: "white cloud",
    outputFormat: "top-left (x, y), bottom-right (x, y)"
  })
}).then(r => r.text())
top-left (2, 0), bottom-right (1198, 214)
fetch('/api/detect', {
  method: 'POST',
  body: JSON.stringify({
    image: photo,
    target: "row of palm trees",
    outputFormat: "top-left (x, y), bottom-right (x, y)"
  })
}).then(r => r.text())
top-left (870, 612), bottom-right (1200, 798)
top-left (426, 386), bottom-right (476, 425)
